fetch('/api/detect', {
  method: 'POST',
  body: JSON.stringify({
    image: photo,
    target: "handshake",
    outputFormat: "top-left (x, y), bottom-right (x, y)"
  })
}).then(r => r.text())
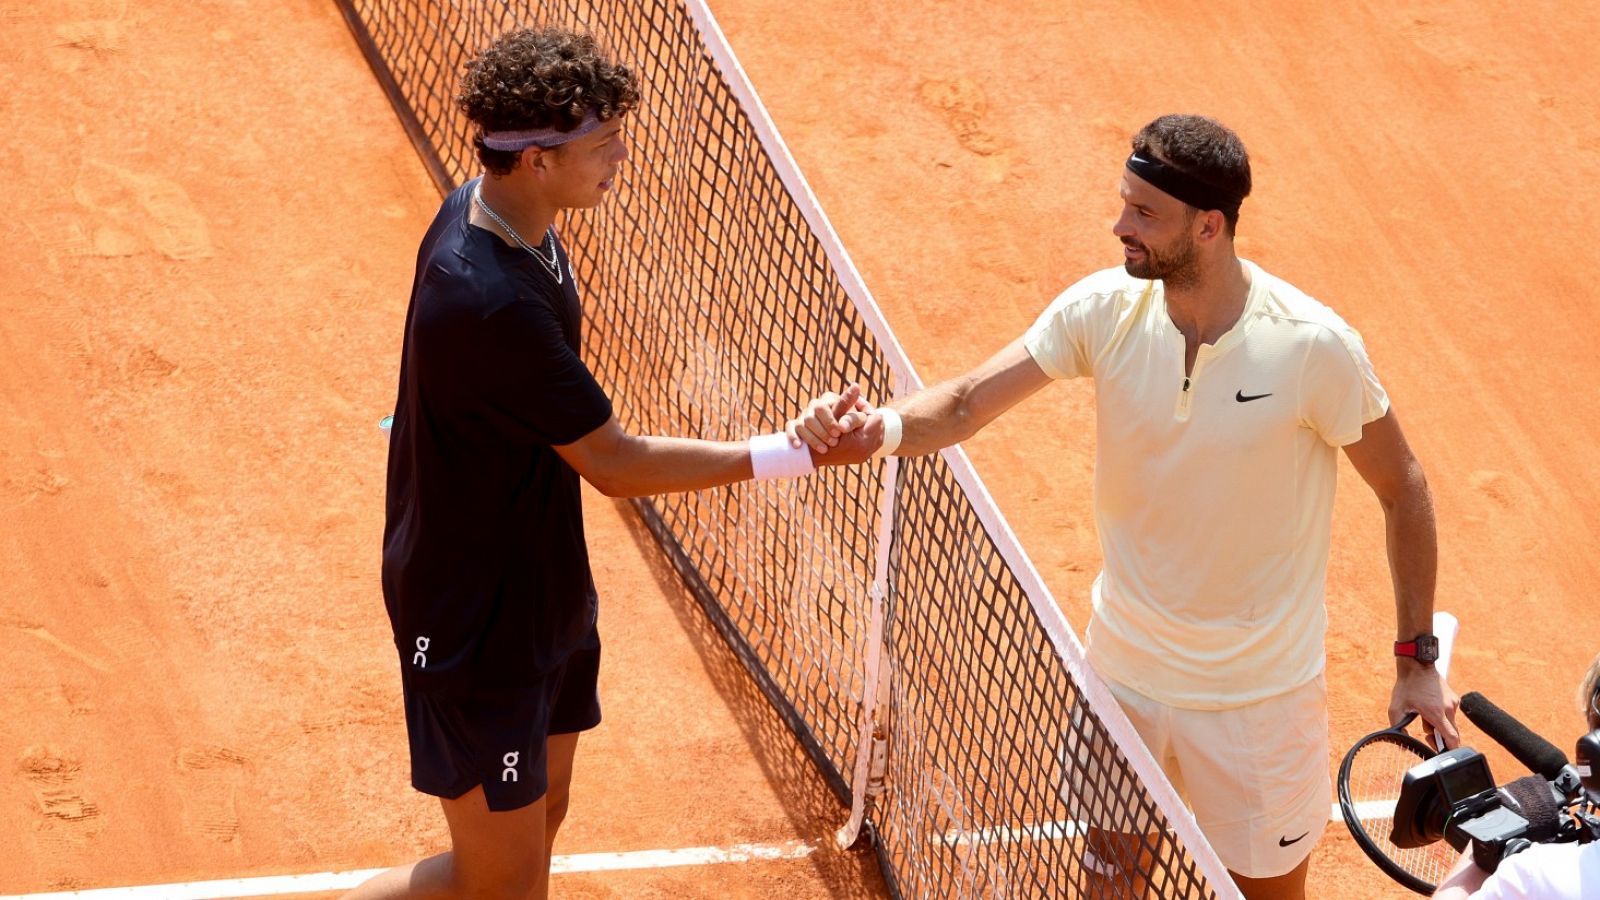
top-left (771, 384), bottom-right (905, 472)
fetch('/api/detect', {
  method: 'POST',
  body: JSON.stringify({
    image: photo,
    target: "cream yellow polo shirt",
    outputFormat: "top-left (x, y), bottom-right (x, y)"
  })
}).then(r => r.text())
top-left (1024, 261), bottom-right (1388, 709)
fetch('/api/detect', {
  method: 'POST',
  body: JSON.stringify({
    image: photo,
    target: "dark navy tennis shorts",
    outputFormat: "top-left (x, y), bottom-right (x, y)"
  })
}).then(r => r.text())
top-left (403, 643), bottom-right (602, 812)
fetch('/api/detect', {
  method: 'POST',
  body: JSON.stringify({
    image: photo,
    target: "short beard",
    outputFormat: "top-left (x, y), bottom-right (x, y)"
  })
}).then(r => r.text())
top-left (1124, 233), bottom-right (1200, 289)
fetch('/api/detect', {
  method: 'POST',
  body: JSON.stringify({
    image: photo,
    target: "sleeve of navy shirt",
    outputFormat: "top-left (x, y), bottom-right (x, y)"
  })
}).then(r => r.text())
top-left (383, 187), bottom-right (614, 692)
top-left (469, 284), bottom-right (613, 446)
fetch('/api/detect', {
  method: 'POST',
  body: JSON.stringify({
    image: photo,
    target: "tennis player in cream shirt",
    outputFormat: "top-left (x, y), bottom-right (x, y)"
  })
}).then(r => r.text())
top-left (791, 114), bottom-right (1460, 900)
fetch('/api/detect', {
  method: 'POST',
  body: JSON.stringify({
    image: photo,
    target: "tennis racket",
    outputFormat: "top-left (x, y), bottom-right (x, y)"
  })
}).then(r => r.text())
top-left (1336, 611), bottom-right (1461, 894)
top-left (1337, 712), bottom-right (1457, 893)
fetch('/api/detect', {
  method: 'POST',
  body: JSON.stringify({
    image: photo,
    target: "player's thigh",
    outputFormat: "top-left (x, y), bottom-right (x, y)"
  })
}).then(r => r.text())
top-left (544, 642), bottom-right (601, 814)
top-left (438, 784), bottom-right (549, 890)
top-left (544, 733), bottom-right (580, 815)
top-left (1231, 854), bottom-right (1310, 900)
top-left (1064, 678), bottom-right (1179, 875)
top-left (1062, 678), bottom-right (1180, 817)
top-left (1169, 675), bottom-right (1330, 880)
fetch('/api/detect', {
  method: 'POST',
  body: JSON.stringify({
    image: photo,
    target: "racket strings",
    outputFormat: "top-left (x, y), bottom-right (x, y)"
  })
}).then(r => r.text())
top-left (1345, 737), bottom-right (1457, 887)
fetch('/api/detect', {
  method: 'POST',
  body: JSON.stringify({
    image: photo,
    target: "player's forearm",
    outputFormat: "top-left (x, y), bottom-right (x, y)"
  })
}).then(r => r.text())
top-left (1382, 463), bottom-right (1459, 743)
top-left (886, 376), bottom-right (987, 457)
top-left (884, 339), bottom-right (1052, 458)
top-left (1384, 464), bottom-right (1438, 641)
top-left (587, 434), bottom-right (758, 497)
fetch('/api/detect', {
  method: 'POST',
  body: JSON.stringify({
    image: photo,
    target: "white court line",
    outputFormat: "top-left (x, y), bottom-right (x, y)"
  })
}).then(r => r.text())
top-left (941, 804), bottom-right (1387, 850)
top-left (943, 819), bottom-right (1084, 847)
top-left (0, 841), bottom-right (817, 900)
top-left (1334, 800), bottom-right (1397, 822)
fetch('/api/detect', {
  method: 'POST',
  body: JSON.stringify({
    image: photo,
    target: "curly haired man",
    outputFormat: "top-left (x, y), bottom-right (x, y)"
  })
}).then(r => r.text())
top-left (347, 27), bottom-right (877, 899)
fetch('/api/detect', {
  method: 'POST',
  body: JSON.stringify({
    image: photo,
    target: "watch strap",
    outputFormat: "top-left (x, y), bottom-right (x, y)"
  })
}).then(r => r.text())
top-left (1394, 634), bottom-right (1439, 663)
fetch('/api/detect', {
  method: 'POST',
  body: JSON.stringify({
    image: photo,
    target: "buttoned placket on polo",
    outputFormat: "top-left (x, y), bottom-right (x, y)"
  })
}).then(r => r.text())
top-left (1163, 262), bottom-right (1267, 423)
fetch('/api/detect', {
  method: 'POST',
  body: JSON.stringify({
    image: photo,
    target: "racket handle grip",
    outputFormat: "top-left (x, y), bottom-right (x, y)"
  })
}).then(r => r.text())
top-left (1433, 610), bottom-right (1458, 680)
top-left (1431, 611), bottom-right (1459, 752)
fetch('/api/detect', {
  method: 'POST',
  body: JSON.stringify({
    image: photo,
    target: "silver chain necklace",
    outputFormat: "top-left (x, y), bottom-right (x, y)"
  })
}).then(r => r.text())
top-left (472, 183), bottom-right (563, 284)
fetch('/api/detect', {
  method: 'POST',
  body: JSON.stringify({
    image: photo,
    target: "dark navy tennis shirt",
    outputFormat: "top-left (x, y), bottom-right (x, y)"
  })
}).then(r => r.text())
top-left (382, 178), bottom-right (612, 691)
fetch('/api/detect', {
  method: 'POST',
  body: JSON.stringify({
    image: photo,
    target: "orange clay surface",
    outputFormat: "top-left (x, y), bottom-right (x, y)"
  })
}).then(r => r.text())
top-left (2, 1), bottom-right (1597, 899)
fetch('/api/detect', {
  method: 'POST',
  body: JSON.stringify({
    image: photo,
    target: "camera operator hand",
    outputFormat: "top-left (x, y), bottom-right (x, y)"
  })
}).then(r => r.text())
top-left (1391, 661), bottom-right (1462, 750)
top-left (1432, 845), bottom-right (1491, 899)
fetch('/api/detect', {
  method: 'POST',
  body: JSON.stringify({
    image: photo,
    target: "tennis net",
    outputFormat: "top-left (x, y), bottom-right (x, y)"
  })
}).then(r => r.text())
top-left (335, 0), bottom-right (1232, 895)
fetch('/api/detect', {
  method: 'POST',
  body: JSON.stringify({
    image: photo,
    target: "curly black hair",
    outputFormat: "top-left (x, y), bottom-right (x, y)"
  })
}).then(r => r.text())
top-left (457, 26), bottom-right (641, 176)
top-left (1132, 115), bottom-right (1252, 233)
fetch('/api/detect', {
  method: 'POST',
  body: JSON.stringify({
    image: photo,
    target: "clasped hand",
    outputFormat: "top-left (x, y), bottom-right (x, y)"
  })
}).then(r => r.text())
top-left (785, 384), bottom-right (885, 465)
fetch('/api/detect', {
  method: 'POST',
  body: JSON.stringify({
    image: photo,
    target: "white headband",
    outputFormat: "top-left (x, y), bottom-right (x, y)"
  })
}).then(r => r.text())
top-left (481, 110), bottom-right (603, 151)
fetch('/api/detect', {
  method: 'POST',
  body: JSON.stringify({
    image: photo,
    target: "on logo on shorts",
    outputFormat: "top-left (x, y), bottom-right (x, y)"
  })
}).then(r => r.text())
top-left (501, 751), bottom-right (520, 783)
top-left (412, 635), bottom-right (430, 668)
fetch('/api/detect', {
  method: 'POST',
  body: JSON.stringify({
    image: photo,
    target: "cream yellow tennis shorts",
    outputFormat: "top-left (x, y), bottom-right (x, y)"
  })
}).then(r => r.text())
top-left (1065, 674), bottom-right (1331, 880)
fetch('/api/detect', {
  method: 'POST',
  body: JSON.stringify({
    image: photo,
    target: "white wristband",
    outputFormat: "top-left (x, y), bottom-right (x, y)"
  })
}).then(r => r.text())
top-left (872, 406), bottom-right (903, 459)
top-left (749, 432), bottom-right (816, 480)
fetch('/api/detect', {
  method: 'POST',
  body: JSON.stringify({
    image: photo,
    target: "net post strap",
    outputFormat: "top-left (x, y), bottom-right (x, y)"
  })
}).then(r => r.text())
top-left (836, 450), bottom-right (901, 849)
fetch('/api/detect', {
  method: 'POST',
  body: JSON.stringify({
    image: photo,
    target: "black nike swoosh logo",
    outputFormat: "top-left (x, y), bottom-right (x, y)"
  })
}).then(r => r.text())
top-left (1278, 831), bottom-right (1309, 847)
top-left (1236, 391), bottom-right (1273, 403)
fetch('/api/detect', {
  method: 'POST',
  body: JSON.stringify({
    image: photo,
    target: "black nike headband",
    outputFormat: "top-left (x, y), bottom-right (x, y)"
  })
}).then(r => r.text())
top-left (1125, 152), bottom-right (1244, 218)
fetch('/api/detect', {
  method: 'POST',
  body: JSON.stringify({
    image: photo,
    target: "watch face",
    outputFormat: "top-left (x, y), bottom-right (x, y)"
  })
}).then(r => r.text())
top-left (1415, 635), bottom-right (1440, 664)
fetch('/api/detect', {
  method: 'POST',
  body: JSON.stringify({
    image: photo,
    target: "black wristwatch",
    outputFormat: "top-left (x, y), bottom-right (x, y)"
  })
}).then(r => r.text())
top-left (1394, 634), bottom-right (1439, 666)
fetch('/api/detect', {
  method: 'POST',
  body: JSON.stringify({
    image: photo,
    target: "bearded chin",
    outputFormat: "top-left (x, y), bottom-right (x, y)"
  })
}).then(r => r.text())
top-left (1127, 242), bottom-right (1199, 287)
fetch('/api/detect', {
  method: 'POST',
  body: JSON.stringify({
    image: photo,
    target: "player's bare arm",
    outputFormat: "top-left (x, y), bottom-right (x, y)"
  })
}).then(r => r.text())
top-left (557, 387), bottom-right (883, 497)
top-left (1343, 407), bottom-right (1462, 748)
top-left (788, 337), bottom-right (1054, 457)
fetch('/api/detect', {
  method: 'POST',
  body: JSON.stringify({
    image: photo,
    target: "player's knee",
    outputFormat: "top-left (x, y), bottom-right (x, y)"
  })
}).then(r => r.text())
top-left (543, 789), bottom-right (571, 835)
top-left (1086, 826), bottom-right (1153, 865)
top-left (442, 847), bottom-right (546, 899)
top-left (453, 866), bottom-right (545, 900)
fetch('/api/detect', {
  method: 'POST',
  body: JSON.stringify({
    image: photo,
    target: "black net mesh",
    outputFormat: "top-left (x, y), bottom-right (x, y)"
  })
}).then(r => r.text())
top-left (334, 1), bottom-right (1222, 895)
top-left (885, 459), bottom-right (1214, 897)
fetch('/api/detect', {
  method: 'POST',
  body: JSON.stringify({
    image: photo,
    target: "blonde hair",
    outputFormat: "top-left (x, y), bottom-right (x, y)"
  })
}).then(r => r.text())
top-left (1581, 652), bottom-right (1600, 727)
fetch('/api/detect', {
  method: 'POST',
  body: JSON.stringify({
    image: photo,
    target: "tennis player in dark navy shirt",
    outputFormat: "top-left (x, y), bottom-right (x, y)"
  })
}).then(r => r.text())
top-left (347, 26), bottom-right (882, 900)
top-left (385, 179), bottom-right (610, 693)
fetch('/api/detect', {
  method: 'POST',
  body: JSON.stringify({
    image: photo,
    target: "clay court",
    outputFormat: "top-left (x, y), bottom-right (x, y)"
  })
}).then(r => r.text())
top-left (3, 0), bottom-right (1598, 898)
